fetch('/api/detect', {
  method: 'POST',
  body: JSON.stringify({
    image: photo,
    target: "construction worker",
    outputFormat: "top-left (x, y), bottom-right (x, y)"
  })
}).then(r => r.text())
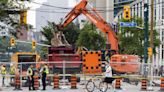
top-left (40, 64), bottom-right (49, 90)
top-left (27, 65), bottom-right (35, 90)
top-left (9, 63), bottom-right (16, 84)
top-left (1, 64), bottom-right (6, 86)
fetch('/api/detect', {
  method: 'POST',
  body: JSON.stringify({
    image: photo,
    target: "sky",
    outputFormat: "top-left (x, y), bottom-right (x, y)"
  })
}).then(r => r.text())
top-left (27, 0), bottom-right (77, 31)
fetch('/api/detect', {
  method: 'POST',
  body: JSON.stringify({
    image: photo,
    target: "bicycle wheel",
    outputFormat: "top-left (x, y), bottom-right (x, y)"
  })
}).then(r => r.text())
top-left (99, 81), bottom-right (108, 92)
top-left (86, 80), bottom-right (95, 92)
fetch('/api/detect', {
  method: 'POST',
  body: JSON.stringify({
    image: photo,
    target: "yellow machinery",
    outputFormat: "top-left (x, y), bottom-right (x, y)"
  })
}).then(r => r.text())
top-left (11, 52), bottom-right (40, 75)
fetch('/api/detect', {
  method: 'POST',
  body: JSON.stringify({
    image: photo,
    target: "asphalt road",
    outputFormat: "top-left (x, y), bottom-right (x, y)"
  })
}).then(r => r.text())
top-left (0, 82), bottom-right (161, 92)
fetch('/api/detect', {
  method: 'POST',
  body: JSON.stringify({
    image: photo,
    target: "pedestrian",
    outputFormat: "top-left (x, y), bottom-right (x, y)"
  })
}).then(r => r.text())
top-left (104, 61), bottom-right (115, 87)
top-left (27, 65), bottom-right (35, 90)
top-left (1, 64), bottom-right (6, 86)
top-left (159, 65), bottom-right (163, 76)
top-left (40, 64), bottom-right (49, 90)
top-left (9, 63), bottom-right (16, 84)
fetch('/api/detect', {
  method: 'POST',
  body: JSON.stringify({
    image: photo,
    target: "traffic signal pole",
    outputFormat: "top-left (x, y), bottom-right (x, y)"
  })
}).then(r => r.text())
top-left (143, 3), bottom-right (148, 77)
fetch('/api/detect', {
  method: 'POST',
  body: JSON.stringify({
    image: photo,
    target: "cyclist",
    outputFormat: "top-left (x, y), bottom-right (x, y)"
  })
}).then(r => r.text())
top-left (104, 61), bottom-right (115, 88)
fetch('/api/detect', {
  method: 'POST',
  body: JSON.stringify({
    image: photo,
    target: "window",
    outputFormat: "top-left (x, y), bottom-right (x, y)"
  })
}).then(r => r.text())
top-left (162, 1), bottom-right (164, 19)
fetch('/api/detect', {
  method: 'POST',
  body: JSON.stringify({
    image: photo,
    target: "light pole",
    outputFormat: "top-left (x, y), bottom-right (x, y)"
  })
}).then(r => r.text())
top-left (143, 3), bottom-right (149, 77)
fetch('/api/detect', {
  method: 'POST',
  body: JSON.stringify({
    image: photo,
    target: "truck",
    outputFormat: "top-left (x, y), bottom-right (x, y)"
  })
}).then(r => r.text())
top-left (48, 46), bottom-right (81, 82)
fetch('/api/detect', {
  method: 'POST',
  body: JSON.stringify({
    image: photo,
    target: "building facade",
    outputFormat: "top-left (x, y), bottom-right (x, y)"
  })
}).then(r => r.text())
top-left (115, 0), bottom-right (164, 66)
top-left (35, 0), bottom-right (70, 32)
top-left (89, 0), bottom-right (114, 23)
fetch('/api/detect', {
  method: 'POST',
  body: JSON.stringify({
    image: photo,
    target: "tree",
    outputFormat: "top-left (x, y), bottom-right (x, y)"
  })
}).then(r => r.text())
top-left (41, 21), bottom-right (80, 46)
top-left (118, 17), bottom-right (160, 57)
top-left (76, 22), bottom-right (106, 50)
top-left (0, 0), bottom-right (31, 38)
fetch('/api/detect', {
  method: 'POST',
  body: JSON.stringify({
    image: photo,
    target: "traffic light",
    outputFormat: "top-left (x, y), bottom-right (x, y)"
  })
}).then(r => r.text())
top-left (10, 37), bottom-right (15, 46)
top-left (20, 10), bottom-right (27, 25)
top-left (123, 5), bottom-right (131, 20)
top-left (148, 47), bottom-right (153, 56)
top-left (32, 40), bottom-right (36, 49)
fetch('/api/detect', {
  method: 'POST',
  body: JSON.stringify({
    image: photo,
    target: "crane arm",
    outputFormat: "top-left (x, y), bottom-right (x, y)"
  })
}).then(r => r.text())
top-left (57, 0), bottom-right (118, 52)
top-left (57, 0), bottom-right (87, 29)
top-left (82, 9), bottom-right (118, 52)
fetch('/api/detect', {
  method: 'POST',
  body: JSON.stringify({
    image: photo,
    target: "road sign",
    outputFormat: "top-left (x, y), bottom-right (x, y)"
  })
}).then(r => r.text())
top-left (120, 22), bottom-right (137, 27)
top-left (0, 31), bottom-right (8, 36)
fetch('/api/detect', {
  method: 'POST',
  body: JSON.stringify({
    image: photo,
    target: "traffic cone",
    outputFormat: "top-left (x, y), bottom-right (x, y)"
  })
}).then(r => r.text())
top-left (13, 74), bottom-right (22, 90)
top-left (34, 75), bottom-right (39, 90)
top-left (141, 79), bottom-right (147, 91)
top-left (71, 75), bottom-right (77, 89)
top-left (160, 77), bottom-right (164, 91)
top-left (115, 78), bottom-right (121, 89)
top-left (53, 74), bottom-right (59, 89)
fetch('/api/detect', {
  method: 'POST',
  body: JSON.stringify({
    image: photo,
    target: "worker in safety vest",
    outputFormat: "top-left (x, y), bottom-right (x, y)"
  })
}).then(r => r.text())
top-left (27, 65), bottom-right (35, 90)
top-left (9, 63), bottom-right (16, 83)
top-left (40, 64), bottom-right (49, 90)
top-left (1, 64), bottom-right (6, 86)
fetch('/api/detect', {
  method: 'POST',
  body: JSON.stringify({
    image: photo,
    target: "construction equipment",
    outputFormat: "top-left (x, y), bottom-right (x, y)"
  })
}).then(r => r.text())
top-left (56, 0), bottom-right (140, 73)
top-left (11, 52), bottom-right (40, 76)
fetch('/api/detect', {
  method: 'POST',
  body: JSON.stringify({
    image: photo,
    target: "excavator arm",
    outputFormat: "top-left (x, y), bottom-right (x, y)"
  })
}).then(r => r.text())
top-left (58, 0), bottom-right (118, 52)
top-left (57, 0), bottom-right (87, 29)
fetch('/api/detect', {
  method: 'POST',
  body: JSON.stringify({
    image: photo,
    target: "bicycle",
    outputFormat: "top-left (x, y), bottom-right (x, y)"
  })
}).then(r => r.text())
top-left (85, 76), bottom-right (115, 92)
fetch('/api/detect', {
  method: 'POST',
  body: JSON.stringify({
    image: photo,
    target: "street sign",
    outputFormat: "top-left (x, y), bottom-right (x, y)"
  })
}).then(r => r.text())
top-left (0, 31), bottom-right (8, 36)
top-left (120, 22), bottom-right (137, 27)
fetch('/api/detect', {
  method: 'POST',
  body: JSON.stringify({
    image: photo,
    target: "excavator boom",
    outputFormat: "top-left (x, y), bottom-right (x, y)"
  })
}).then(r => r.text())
top-left (58, 0), bottom-right (118, 52)
top-left (57, 0), bottom-right (140, 74)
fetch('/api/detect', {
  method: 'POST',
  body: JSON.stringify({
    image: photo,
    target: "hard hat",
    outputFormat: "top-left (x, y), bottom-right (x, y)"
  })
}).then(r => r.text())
top-left (10, 63), bottom-right (13, 66)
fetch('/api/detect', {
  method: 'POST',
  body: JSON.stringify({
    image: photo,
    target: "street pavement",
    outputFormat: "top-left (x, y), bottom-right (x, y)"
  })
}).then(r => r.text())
top-left (0, 82), bottom-right (161, 92)
top-left (0, 75), bottom-right (161, 92)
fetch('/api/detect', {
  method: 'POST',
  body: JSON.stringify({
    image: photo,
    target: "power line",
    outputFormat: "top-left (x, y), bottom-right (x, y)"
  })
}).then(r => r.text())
top-left (30, 1), bottom-right (164, 12)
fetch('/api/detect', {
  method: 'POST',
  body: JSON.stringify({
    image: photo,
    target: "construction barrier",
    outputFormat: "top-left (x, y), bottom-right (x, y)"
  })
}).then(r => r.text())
top-left (53, 74), bottom-right (59, 89)
top-left (115, 78), bottom-right (121, 89)
top-left (71, 75), bottom-right (77, 89)
top-left (14, 74), bottom-right (22, 90)
top-left (141, 79), bottom-right (147, 91)
top-left (160, 77), bottom-right (164, 91)
top-left (34, 75), bottom-right (39, 90)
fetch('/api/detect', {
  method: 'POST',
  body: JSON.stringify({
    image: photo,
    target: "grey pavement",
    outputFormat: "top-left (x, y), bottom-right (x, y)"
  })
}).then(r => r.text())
top-left (0, 82), bottom-right (161, 92)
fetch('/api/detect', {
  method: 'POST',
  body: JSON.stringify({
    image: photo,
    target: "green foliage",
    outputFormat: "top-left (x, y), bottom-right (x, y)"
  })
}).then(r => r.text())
top-left (62, 23), bottom-right (80, 46)
top-left (41, 22), bottom-right (54, 45)
top-left (76, 23), bottom-right (106, 50)
top-left (41, 21), bottom-right (80, 46)
top-left (118, 17), bottom-right (160, 57)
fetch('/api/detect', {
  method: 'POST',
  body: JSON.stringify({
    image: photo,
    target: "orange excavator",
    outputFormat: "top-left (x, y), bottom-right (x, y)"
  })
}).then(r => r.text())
top-left (57, 0), bottom-right (140, 73)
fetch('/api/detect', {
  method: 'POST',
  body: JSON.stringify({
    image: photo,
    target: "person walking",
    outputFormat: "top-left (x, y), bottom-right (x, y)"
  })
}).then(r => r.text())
top-left (27, 65), bottom-right (35, 90)
top-left (40, 64), bottom-right (49, 90)
top-left (1, 64), bottom-right (6, 86)
top-left (9, 63), bottom-right (16, 84)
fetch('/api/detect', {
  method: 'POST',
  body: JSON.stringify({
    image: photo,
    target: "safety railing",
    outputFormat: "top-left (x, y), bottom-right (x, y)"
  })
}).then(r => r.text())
top-left (0, 61), bottom-right (162, 91)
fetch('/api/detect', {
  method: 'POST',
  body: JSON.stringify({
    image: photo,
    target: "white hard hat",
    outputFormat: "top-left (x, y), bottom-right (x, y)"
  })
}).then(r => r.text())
top-left (10, 63), bottom-right (13, 66)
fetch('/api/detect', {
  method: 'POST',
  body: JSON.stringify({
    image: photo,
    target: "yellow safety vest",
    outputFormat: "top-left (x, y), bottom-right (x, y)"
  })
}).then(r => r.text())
top-left (10, 66), bottom-right (15, 75)
top-left (43, 65), bottom-right (49, 74)
top-left (1, 66), bottom-right (6, 75)
top-left (27, 68), bottom-right (33, 76)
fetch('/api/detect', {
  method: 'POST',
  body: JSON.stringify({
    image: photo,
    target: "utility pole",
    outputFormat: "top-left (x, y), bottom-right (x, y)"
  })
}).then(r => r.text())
top-left (150, 0), bottom-right (154, 60)
top-left (149, 0), bottom-right (154, 90)
top-left (143, 3), bottom-right (148, 77)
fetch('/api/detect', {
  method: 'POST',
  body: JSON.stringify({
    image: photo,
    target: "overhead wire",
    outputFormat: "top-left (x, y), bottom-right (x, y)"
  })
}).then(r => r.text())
top-left (10, 1), bottom-right (164, 14)
top-left (30, 1), bottom-right (164, 11)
